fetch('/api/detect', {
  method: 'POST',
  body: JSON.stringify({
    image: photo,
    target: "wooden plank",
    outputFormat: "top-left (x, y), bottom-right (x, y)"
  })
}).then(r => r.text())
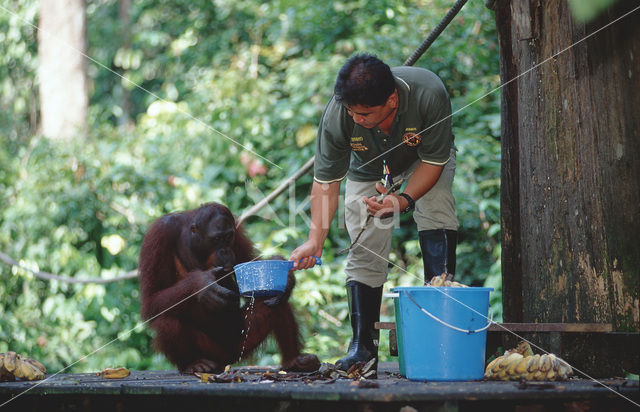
top-left (375, 322), bottom-right (613, 332)
top-left (488, 323), bottom-right (613, 333)
top-left (376, 322), bottom-right (397, 330)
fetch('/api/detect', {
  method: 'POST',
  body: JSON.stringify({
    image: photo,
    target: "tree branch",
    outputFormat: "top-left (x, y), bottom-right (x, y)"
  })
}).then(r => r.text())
top-left (0, 251), bottom-right (138, 284)
top-left (236, 155), bottom-right (315, 226)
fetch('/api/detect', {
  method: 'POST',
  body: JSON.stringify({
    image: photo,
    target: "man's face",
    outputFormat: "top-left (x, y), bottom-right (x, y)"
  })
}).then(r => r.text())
top-left (344, 90), bottom-right (398, 129)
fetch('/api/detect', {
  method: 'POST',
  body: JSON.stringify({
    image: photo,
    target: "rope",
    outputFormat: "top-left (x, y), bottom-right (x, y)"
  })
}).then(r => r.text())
top-left (404, 0), bottom-right (469, 66)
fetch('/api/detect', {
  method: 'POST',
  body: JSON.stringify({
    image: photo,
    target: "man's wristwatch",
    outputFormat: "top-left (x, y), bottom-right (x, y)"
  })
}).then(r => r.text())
top-left (398, 192), bottom-right (415, 214)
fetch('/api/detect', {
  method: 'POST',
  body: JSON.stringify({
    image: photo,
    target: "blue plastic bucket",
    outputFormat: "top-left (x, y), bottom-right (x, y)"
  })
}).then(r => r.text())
top-left (234, 257), bottom-right (321, 297)
top-left (392, 286), bottom-right (493, 381)
top-left (393, 296), bottom-right (406, 377)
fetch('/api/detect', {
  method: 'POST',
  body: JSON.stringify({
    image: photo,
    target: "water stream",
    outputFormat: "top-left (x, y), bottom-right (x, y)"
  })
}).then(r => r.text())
top-left (238, 295), bottom-right (256, 362)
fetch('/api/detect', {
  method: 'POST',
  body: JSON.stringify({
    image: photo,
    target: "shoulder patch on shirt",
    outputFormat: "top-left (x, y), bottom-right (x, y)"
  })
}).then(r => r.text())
top-left (402, 132), bottom-right (422, 147)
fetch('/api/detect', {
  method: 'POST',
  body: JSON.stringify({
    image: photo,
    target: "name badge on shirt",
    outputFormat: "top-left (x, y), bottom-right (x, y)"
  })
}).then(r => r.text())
top-left (350, 136), bottom-right (368, 151)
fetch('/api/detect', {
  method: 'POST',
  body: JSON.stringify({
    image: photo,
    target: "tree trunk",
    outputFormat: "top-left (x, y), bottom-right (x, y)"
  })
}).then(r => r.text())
top-left (495, 0), bottom-right (639, 332)
top-left (38, 0), bottom-right (88, 139)
top-left (118, 0), bottom-right (132, 129)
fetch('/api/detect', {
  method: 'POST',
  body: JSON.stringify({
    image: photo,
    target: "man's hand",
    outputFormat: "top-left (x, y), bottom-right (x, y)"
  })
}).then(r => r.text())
top-left (290, 240), bottom-right (322, 270)
top-left (362, 182), bottom-right (404, 219)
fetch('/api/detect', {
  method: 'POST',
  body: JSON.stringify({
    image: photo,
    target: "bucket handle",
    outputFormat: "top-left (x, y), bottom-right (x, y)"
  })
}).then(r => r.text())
top-left (405, 291), bottom-right (493, 334)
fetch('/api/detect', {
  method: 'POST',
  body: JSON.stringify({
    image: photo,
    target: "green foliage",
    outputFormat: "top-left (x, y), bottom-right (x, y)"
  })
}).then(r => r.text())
top-left (568, 0), bottom-right (621, 22)
top-left (0, 0), bottom-right (501, 371)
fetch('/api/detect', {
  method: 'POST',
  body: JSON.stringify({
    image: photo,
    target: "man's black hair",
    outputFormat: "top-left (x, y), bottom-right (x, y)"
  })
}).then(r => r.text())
top-left (334, 54), bottom-right (395, 107)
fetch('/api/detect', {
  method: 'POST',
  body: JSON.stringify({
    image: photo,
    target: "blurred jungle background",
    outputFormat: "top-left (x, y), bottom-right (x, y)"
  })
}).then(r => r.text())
top-left (0, 0), bottom-right (501, 372)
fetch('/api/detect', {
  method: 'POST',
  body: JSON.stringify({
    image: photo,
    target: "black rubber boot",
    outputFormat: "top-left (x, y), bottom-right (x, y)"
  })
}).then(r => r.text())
top-left (419, 229), bottom-right (458, 283)
top-left (335, 281), bottom-right (383, 371)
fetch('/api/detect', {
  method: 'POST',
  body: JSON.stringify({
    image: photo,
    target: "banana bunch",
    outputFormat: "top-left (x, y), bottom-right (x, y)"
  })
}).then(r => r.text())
top-left (484, 341), bottom-right (573, 381)
top-left (0, 351), bottom-right (47, 381)
top-left (426, 273), bottom-right (468, 287)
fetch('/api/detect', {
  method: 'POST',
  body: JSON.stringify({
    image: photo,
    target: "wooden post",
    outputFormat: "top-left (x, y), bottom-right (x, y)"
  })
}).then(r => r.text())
top-left (494, 0), bottom-right (639, 332)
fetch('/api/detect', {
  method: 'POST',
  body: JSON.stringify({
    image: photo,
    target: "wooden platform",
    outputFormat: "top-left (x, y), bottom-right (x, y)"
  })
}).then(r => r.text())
top-left (1, 363), bottom-right (638, 411)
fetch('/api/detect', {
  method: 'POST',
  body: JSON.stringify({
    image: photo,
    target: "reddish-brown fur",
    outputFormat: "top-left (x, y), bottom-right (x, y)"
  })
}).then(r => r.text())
top-left (139, 202), bottom-right (316, 373)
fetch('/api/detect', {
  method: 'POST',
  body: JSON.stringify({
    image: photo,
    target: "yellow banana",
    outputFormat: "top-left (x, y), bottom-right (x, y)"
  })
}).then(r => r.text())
top-left (491, 356), bottom-right (506, 373)
top-left (559, 357), bottom-right (572, 372)
top-left (527, 356), bottom-right (538, 372)
top-left (485, 356), bottom-right (501, 377)
top-left (430, 275), bottom-right (444, 286)
top-left (99, 367), bottom-right (130, 379)
top-left (496, 368), bottom-right (509, 380)
top-left (539, 354), bottom-right (551, 372)
top-left (428, 274), bottom-right (469, 287)
top-left (4, 351), bottom-right (17, 373)
top-left (546, 369), bottom-right (557, 381)
top-left (533, 370), bottom-right (546, 380)
top-left (543, 354), bottom-right (554, 372)
top-left (505, 361), bottom-right (517, 376)
top-left (527, 354), bottom-right (540, 372)
top-left (556, 368), bottom-right (568, 380)
top-left (555, 358), bottom-right (573, 379)
top-left (29, 362), bottom-right (46, 380)
top-left (505, 353), bottom-right (523, 375)
top-left (25, 358), bottom-right (46, 374)
top-left (11, 358), bottom-right (28, 380)
top-left (13, 358), bottom-right (45, 381)
top-left (485, 356), bottom-right (500, 371)
top-left (514, 356), bottom-right (530, 375)
top-left (504, 353), bottom-right (523, 366)
top-left (516, 341), bottom-right (534, 357)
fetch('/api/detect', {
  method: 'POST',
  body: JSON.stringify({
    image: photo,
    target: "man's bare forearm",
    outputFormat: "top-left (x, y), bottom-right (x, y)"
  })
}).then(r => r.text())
top-left (308, 180), bottom-right (340, 246)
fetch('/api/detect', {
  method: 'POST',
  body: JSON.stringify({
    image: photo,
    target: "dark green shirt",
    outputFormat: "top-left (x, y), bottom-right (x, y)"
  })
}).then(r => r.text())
top-left (314, 66), bottom-right (453, 183)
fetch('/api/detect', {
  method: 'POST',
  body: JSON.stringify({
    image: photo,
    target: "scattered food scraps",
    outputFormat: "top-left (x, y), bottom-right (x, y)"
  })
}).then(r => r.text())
top-left (194, 360), bottom-right (380, 386)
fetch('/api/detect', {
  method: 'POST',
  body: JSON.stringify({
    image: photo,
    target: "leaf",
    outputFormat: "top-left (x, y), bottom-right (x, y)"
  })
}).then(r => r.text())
top-left (568, 0), bottom-right (620, 22)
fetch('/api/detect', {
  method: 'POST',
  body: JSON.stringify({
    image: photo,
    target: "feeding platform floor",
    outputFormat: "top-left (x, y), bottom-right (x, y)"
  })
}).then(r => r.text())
top-left (0, 363), bottom-right (638, 411)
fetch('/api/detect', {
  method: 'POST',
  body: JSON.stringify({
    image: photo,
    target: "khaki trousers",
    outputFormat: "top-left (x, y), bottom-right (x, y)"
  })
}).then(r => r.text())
top-left (344, 148), bottom-right (458, 287)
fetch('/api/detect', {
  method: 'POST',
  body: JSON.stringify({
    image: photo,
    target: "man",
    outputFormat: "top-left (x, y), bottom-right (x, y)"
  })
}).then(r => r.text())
top-left (290, 54), bottom-right (458, 371)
